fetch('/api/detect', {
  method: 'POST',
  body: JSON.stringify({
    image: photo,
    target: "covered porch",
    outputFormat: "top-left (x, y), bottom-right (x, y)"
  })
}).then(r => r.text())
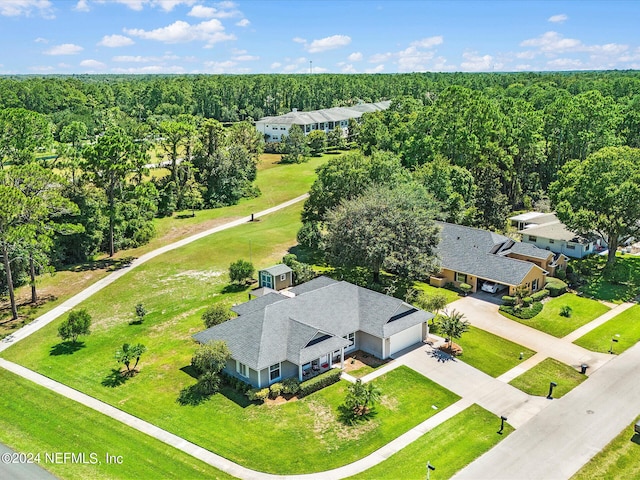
top-left (298, 336), bottom-right (350, 382)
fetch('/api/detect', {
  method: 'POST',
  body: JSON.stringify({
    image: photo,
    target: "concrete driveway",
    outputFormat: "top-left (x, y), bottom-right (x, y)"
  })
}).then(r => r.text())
top-left (445, 295), bottom-right (612, 373)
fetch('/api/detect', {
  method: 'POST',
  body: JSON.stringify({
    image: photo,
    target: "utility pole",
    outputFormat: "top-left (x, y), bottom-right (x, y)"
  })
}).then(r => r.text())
top-left (310, 60), bottom-right (312, 74)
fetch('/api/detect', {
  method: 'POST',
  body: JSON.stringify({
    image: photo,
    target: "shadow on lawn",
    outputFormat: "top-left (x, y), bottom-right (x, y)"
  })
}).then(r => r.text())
top-left (221, 283), bottom-right (250, 295)
top-left (101, 368), bottom-right (131, 388)
top-left (337, 405), bottom-right (378, 425)
top-left (49, 341), bottom-right (85, 356)
top-left (61, 256), bottom-right (136, 274)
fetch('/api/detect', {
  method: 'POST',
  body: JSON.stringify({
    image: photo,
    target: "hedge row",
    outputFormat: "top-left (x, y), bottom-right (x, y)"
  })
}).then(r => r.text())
top-left (531, 289), bottom-right (550, 302)
top-left (546, 279), bottom-right (568, 297)
top-left (499, 301), bottom-right (544, 319)
top-left (299, 369), bottom-right (342, 397)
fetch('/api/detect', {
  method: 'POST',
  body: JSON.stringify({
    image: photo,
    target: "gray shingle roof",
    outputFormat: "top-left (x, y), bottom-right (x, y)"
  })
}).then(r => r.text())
top-left (502, 241), bottom-right (554, 261)
top-left (519, 221), bottom-right (588, 243)
top-left (193, 277), bottom-right (432, 371)
top-left (231, 292), bottom-right (288, 316)
top-left (435, 222), bottom-right (542, 286)
top-left (260, 264), bottom-right (292, 276)
top-left (289, 276), bottom-right (339, 295)
top-left (256, 101), bottom-right (391, 126)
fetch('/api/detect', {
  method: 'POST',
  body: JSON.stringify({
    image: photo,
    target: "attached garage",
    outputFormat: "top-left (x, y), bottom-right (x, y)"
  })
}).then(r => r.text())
top-left (388, 323), bottom-right (424, 356)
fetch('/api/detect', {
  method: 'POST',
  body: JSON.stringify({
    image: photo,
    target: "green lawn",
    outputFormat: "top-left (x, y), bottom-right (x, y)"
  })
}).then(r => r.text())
top-left (573, 304), bottom-right (640, 354)
top-left (348, 404), bottom-right (514, 480)
top-left (500, 294), bottom-right (610, 337)
top-left (414, 281), bottom-right (461, 304)
top-left (574, 254), bottom-right (640, 303)
top-left (571, 416), bottom-right (640, 480)
top-left (1, 152), bottom-right (333, 332)
top-left (458, 326), bottom-right (536, 377)
top-left (509, 358), bottom-right (586, 398)
top-left (0, 369), bottom-right (233, 480)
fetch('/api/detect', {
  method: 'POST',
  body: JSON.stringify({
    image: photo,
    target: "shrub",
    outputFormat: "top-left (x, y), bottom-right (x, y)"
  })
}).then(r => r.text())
top-left (229, 259), bottom-right (254, 284)
top-left (269, 382), bottom-right (283, 399)
top-left (546, 279), bottom-right (568, 297)
top-left (522, 296), bottom-right (533, 307)
top-left (531, 289), bottom-right (549, 302)
top-left (255, 388), bottom-right (270, 402)
top-left (560, 305), bottom-right (573, 317)
top-left (191, 341), bottom-right (231, 376)
top-left (197, 371), bottom-right (222, 395)
top-left (202, 303), bottom-right (231, 328)
top-left (502, 295), bottom-right (516, 306)
top-left (555, 268), bottom-right (567, 280)
top-left (58, 309), bottom-right (92, 343)
top-left (459, 283), bottom-right (472, 295)
top-left (499, 301), bottom-right (543, 319)
top-left (299, 369), bottom-right (342, 397)
top-left (281, 377), bottom-right (300, 395)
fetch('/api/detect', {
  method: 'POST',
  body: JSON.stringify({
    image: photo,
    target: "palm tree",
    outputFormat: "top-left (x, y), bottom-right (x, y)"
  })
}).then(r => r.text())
top-left (439, 309), bottom-right (470, 351)
top-left (345, 379), bottom-right (381, 416)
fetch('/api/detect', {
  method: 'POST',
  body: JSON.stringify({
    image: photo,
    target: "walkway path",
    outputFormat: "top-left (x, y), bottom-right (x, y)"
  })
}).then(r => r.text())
top-left (453, 339), bottom-right (640, 480)
top-left (0, 194), bottom-right (308, 354)
top-left (447, 296), bottom-right (612, 372)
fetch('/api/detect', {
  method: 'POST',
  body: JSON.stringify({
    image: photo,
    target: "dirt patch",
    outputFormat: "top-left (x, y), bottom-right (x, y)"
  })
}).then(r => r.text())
top-left (342, 350), bottom-right (390, 374)
top-left (164, 270), bottom-right (225, 283)
top-left (306, 399), bottom-right (377, 448)
top-left (379, 394), bottom-right (399, 411)
top-left (438, 342), bottom-right (463, 356)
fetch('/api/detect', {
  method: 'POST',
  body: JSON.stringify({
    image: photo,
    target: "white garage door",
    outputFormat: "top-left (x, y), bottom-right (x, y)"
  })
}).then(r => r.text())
top-left (389, 323), bottom-right (423, 356)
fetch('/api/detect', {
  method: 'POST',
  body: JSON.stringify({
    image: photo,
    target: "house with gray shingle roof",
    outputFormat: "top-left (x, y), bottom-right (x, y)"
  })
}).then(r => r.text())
top-left (193, 277), bottom-right (433, 388)
top-left (255, 101), bottom-right (391, 143)
top-left (510, 212), bottom-right (602, 259)
top-left (431, 222), bottom-right (567, 295)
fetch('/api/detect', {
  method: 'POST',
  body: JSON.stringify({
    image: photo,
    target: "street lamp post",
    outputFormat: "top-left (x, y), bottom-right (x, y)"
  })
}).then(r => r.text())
top-left (498, 415), bottom-right (507, 434)
top-left (547, 381), bottom-right (558, 399)
top-left (426, 461), bottom-right (435, 480)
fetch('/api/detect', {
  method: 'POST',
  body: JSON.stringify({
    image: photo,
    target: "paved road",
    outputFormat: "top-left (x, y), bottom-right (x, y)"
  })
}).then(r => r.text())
top-left (0, 443), bottom-right (58, 480)
top-left (454, 339), bottom-right (640, 480)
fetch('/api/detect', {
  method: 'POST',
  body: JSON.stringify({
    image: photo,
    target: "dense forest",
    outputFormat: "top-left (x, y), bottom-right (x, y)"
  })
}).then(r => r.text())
top-left (1, 71), bottom-right (639, 317)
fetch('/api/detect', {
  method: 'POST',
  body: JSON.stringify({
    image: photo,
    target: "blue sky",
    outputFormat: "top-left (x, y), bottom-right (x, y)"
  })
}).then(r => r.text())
top-left (1, 0), bottom-right (639, 74)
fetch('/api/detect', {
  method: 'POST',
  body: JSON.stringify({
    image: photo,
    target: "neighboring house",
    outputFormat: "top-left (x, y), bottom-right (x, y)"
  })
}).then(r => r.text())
top-left (510, 212), bottom-right (602, 259)
top-left (431, 222), bottom-right (568, 295)
top-left (258, 264), bottom-right (293, 291)
top-left (255, 101), bottom-right (391, 142)
top-left (193, 276), bottom-right (433, 388)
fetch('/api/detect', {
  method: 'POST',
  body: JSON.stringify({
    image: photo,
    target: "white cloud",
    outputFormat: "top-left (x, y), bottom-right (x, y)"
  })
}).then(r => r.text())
top-left (365, 64), bottom-right (385, 73)
top-left (98, 34), bottom-right (134, 47)
top-left (548, 14), bottom-right (568, 23)
top-left (397, 45), bottom-right (436, 72)
top-left (188, 5), bottom-right (216, 17)
top-left (236, 18), bottom-right (249, 27)
top-left (80, 59), bottom-right (106, 69)
top-left (460, 51), bottom-right (499, 71)
top-left (113, 53), bottom-right (180, 63)
top-left (30, 65), bottom-right (55, 72)
top-left (347, 52), bottom-right (362, 62)
top-left (270, 62), bottom-right (282, 69)
top-left (44, 43), bottom-right (84, 55)
top-left (234, 54), bottom-right (259, 61)
top-left (112, 0), bottom-right (196, 11)
top-left (112, 64), bottom-right (186, 74)
top-left (514, 64), bottom-right (533, 71)
top-left (547, 58), bottom-right (583, 69)
top-left (411, 36), bottom-right (443, 48)
top-left (306, 35), bottom-right (351, 53)
top-left (0, 0), bottom-right (53, 17)
top-left (369, 52), bottom-right (393, 63)
top-left (203, 60), bottom-right (250, 74)
top-left (292, 37), bottom-right (306, 44)
top-left (521, 31), bottom-right (581, 52)
top-left (341, 63), bottom-right (357, 73)
top-left (516, 50), bottom-right (536, 59)
top-left (154, 0), bottom-right (195, 11)
top-left (187, 2), bottom-right (240, 18)
top-left (74, 0), bottom-right (90, 11)
top-left (125, 19), bottom-right (235, 45)
top-left (34, 37), bottom-right (48, 43)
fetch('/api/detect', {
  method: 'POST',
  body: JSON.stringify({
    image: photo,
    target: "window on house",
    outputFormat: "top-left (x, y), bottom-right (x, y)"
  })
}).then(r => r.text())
top-left (269, 363), bottom-right (281, 381)
top-left (455, 272), bottom-right (467, 283)
top-left (532, 279), bottom-right (539, 292)
top-left (236, 361), bottom-right (248, 378)
top-left (567, 244), bottom-right (576, 250)
top-left (281, 127), bottom-right (286, 130)
top-left (549, 239), bottom-right (555, 244)
top-left (343, 332), bottom-right (355, 350)
top-left (529, 235), bottom-right (537, 242)
top-left (280, 274), bottom-right (287, 281)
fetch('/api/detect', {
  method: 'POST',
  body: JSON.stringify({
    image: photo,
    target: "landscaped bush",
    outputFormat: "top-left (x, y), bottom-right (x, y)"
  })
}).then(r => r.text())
top-left (546, 279), bottom-right (568, 297)
top-left (459, 283), bottom-right (472, 295)
top-left (269, 382), bottom-right (283, 399)
top-left (502, 295), bottom-right (516, 306)
top-left (531, 289), bottom-right (549, 302)
top-left (220, 371), bottom-right (251, 393)
top-left (560, 305), bottom-right (573, 317)
top-left (499, 301), bottom-right (543, 319)
top-left (522, 296), bottom-right (533, 307)
top-left (555, 268), bottom-right (567, 280)
top-left (298, 369), bottom-right (342, 397)
top-left (281, 377), bottom-right (300, 395)
top-left (245, 388), bottom-right (270, 402)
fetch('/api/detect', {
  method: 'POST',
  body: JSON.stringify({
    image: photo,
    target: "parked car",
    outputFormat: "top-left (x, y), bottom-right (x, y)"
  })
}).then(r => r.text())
top-left (481, 281), bottom-right (506, 294)
top-left (635, 420), bottom-right (640, 435)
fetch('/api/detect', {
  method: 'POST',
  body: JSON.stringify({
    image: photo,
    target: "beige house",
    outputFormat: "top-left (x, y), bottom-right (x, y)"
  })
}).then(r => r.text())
top-left (431, 222), bottom-right (567, 296)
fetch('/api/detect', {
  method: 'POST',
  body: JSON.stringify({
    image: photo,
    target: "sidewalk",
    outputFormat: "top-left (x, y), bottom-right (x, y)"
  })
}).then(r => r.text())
top-left (0, 194), bottom-right (308, 354)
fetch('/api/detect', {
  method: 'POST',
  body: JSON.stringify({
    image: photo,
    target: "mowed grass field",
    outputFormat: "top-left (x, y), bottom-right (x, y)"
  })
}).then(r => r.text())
top-left (348, 404), bottom-right (514, 480)
top-left (0, 369), bottom-right (234, 480)
top-left (508, 358), bottom-right (586, 398)
top-left (0, 152), bottom-right (334, 334)
top-left (574, 304), bottom-right (640, 354)
top-left (1, 200), bottom-right (461, 474)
